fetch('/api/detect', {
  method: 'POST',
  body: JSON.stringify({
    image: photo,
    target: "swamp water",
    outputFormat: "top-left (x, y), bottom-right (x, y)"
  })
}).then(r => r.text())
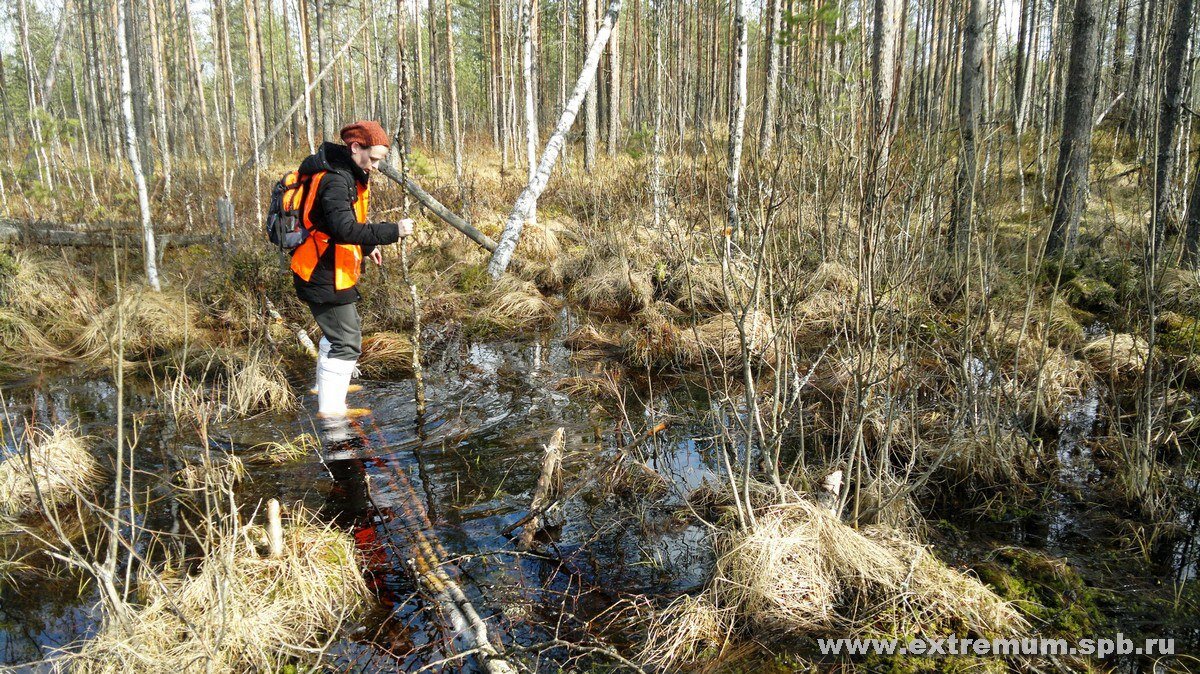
top-left (1, 313), bottom-right (1197, 671)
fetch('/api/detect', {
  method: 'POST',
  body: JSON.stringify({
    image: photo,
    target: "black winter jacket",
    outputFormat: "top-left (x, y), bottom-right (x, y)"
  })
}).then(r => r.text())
top-left (292, 142), bottom-right (400, 305)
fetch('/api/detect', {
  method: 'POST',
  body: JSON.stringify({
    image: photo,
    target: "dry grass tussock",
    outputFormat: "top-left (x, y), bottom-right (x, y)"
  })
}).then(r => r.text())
top-left (0, 307), bottom-right (66, 368)
top-left (562, 237), bottom-right (656, 316)
top-left (1160, 268), bottom-right (1200, 316)
top-left (247, 433), bottom-right (320, 464)
top-left (793, 262), bottom-right (860, 346)
top-left (174, 349), bottom-right (295, 420)
top-left (0, 250), bottom-right (100, 345)
top-left (690, 310), bottom-right (777, 366)
top-left (619, 308), bottom-right (776, 370)
top-left (987, 318), bottom-right (1094, 421)
top-left (481, 276), bottom-right (560, 331)
top-left (1083, 332), bottom-right (1150, 381)
top-left (1, 425), bottom-right (101, 518)
top-left (620, 306), bottom-right (701, 369)
top-left (930, 429), bottom-right (1039, 499)
top-left (665, 259), bottom-right (743, 316)
top-left (80, 287), bottom-right (201, 361)
top-left (513, 216), bottom-right (572, 263)
top-left (69, 506), bottom-right (369, 673)
top-left (358, 331), bottom-right (415, 378)
top-left (643, 488), bottom-right (1024, 668)
top-left (173, 455), bottom-right (247, 493)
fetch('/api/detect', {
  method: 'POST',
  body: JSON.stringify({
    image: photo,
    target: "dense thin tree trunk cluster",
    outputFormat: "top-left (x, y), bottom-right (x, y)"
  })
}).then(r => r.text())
top-left (0, 0), bottom-right (1198, 272)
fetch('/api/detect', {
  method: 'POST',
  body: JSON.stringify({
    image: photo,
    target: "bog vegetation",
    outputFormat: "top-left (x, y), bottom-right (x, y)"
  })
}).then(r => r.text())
top-left (0, 0), bottom-right (1198, 670)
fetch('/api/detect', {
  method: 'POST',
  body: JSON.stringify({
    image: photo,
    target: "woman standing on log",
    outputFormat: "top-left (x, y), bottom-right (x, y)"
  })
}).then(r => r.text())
top-left (291, 120), bottom-right (414, 418)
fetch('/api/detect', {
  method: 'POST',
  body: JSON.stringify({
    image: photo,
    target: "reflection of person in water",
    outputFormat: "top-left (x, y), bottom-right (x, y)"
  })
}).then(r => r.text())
top-left (320, 436), bottom-right (392, 600)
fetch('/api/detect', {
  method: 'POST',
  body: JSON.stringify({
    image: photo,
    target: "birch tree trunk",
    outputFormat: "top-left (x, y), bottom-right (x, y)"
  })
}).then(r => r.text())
top-left (870, 0), bottom-right (903, 176)
top-left (183, 4), bottom-right (212, 150)
top-left (116, 0), bottom-right (161, 291)
top-left (951, 0), bottom-right (983, 252)
top-left (148, 0), bottom-right (173, 192)
top-left (758, 0), bottom-right (782, 155)
top-left (651, 18), bottom-right (664, 229)
top-left (606, 12), bottom-right (620, 157)
top-left (1184, 153), bottom-right (1200, 267)
top-left (16, 0), bottom-right (50, 185)
top-left (444, 0), bottom-right (465, 199)
top-left (1150, 0), bottom-right (1193, 260)
top-left (244, 0), bottom-right (267, 159)
top-left (297, 0), bottom-right (317, 152)
top-left (1013, 0), bottom-right (1037, 132)
top-left (521, 0), bottom-right (539, 182)
top-left (1046, 0), bottom-right (1101, 258)
top-left (486, 0), bottom-right (624, 278)
top-left (725, 0), bottom-right (748, 236)
top-left (583, 0), bottom-right (598, 171)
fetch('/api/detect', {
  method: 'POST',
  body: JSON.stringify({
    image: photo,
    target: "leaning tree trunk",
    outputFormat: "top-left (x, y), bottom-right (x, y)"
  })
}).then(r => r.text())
top-left (726, 0), bottom-right (749, 237)
top-left (1046, 0), bottom-right (1101, 259)
top-left (116, 0), bottom-right (161, 291)
top-left (1150, 0), bottom-right (1193, 262)
top-left (486, 0), bottom-right (624, 278)
top-left (951, 0), bottom-right (983, 252)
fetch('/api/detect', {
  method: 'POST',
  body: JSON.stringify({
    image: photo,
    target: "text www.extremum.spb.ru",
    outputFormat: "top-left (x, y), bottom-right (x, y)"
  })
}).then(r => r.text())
top-left (817, 633), bottom-right (1175, 659)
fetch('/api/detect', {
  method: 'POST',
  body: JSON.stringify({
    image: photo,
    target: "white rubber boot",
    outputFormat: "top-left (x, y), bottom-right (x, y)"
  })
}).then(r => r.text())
top-left (311, 338), bottom-right (362, 395)
top-left (309, 337), bottom-right (332, 395)
top-left (317, 356), bottom-right (357, 418)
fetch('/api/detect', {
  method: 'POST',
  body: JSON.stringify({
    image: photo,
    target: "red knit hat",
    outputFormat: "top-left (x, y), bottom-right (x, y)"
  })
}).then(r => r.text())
top-left (339, 120), bottom-right (391, 148)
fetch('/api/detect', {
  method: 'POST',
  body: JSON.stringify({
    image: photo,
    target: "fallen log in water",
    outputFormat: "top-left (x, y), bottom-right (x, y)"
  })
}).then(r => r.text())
top-left (519, 428), bottom-right (565, 550)
top-left (353, 421), bottom-right (518, 674)
top-left (502, 422), bottom-right (667, 539)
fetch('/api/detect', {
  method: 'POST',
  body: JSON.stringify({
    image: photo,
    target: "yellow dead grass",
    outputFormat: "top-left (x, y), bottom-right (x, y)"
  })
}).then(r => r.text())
top-left (643, 487), bottom-right (1025, 669)
top-left (71, 506), bottom-right (369, 673)
top-left (0, 426), bottom-right (101, 518)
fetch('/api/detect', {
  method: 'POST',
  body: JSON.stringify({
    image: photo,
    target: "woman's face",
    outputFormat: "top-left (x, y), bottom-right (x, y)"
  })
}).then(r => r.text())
top-left (350, 142), bottom-right (389, 173)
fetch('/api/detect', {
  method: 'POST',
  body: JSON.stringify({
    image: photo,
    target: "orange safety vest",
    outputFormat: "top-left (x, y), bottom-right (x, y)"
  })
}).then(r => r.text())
top-left (289, 171), bottom-right (370, 291)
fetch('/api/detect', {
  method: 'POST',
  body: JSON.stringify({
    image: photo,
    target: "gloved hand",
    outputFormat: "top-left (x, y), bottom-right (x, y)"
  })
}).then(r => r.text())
top-left (397, 218), bottom-right (414, 238)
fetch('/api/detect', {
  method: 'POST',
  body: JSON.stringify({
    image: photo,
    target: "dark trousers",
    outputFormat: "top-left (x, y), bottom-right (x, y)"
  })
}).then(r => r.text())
top-left (307, 301), bottom-right (363, 361)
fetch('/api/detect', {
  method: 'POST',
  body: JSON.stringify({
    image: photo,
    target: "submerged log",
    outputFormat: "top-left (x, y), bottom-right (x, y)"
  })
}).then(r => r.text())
top-left (519, 428), bottom-right (565, 550)
top-left (359, 438), bottom-right (518, 674)
top-left (502, 421), bottom-right (667, 539)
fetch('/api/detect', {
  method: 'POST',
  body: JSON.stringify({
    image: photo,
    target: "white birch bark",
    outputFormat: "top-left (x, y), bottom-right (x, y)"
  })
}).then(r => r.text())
top-left (520, 0), bottom-right (538, 181)
top-left (486, 0), bottom-right (624, 278)
top-left (583, 0), bottom-right (598, 172)
top-left (651, 20), bottom-right (664, 229)
top-left (116, 0), bottom-right (161, 291)
top-left (726, 0), bottom-right (748, 236)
